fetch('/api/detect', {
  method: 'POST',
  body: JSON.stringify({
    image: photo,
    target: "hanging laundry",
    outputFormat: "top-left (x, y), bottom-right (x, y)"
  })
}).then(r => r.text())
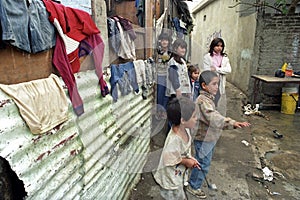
top-left (133, 60), bottom-right (146, 85)
top-left (42, 0), bottom-right (100, 41)
top-left (0, 74), bottom-right (69, 134)
top-left (113, 17), bottom-right (136, 60)
top-left (52, 18), bottom-right (80, 73)
top-left (172, 17), bottom-right (187, 38)
top-left (79, 34), bottom-right (109, 97)
top-left (114, 16), bottom-right (137, 40)
top-left (110, 62), bottom-right (139, 102)
top-left (175, 0), bottom-right (194, 33)
top-left (155, 8), bottom-right (168, 39)
top-left (107, 17), bottom-right (121, 54)
top-left (0, 0), bottom-right (56, 53)
top-left (145, 58), bottom-right (156, 86)
top-left (133, 60), bottom-right (147, 100)
top-left (42, 0), bottom-right (109, 116)
top-left (135, 0), bottom-right (145, 27)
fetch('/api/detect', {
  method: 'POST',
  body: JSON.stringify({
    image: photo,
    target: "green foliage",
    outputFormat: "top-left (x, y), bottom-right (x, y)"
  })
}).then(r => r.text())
top-left (275, 0), bottom-right (288, 14)
top-left (230, 0), bottom-right (299, 15)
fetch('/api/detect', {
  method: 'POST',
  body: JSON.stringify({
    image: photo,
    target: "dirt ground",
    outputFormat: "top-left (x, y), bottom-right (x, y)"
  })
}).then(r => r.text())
top-left (129, 82), bottom-right (300, 200)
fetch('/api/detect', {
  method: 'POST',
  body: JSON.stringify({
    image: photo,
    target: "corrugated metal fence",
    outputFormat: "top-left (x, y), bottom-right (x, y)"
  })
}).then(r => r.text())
top-left (0, 70), bottom-right (153, 199)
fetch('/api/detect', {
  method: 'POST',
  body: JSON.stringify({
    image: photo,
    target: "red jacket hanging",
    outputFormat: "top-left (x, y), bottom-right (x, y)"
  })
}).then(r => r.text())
top-left (42, 0), bottom-right (109, 116)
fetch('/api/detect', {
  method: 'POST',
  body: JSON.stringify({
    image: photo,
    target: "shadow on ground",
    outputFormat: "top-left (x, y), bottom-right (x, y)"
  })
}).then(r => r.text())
top-left (129, 82), bottom-right (300, 200)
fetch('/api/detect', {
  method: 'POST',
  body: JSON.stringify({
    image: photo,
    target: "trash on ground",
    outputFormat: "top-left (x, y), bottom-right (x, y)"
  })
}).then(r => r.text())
top-left (242, 104), bottom-right (270, 120)
top-left (270, 191), bottom-right (282, 196)
top-left (262, 167), bottom-right (274, 181)
top-left (273, 171), bottom-right (285, 179)
top-left (265, 185), bottom-right (282, 196)
top-left (210, 183), bottom-right (217, 190)
top-left (273, 130), bottom-right (283, 139)
top-left (251, 172), bottom-right (264, 182)
top-left (241, 140), bottom-right (250, 146)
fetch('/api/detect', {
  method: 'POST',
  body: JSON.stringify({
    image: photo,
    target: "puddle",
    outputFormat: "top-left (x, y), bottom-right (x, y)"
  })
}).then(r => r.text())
top-left (265, 150), bottom-right (281, 160)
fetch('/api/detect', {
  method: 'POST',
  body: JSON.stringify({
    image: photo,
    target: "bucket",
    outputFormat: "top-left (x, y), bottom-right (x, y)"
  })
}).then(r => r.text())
top-left (281, 87), bottom-right (299, 114)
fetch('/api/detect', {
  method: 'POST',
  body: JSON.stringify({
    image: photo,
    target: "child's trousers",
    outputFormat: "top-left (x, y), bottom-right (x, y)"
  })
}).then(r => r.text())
top-left (189, 140), bottom-right (216, 190)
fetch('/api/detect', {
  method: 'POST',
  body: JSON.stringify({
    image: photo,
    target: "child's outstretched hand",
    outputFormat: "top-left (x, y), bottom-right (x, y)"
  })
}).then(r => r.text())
top-left (233, 121), bottom-right (251, 128)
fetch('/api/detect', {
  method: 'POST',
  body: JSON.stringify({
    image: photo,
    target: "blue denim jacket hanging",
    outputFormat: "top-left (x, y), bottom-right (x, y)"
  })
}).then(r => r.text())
top-left (110, 62), bottom-right (139, 102)
top-left (0, 0), bottom-right (55, 53)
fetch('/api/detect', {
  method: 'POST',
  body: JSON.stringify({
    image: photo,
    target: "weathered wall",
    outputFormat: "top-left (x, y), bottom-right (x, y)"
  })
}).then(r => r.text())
top-left (0, 70), bottom-right (154, 199)
top-left (254, 14), bottom-right (300, 73)
top-left (190, 0), bottom-right (257, 94)
top-left (191, 0), bottom-right (300, 105)
top-left (92, 0), bottom-right (110, 68)
top-left (0, 0), bottom-right (155, 199)
top-left (0, 47), bottom-right (53, 84)
top-left (250, 14), bottom-right (300, 103)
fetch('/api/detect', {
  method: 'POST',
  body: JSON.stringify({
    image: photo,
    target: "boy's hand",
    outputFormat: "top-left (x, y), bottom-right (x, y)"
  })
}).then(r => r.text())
top-left (182, 157), bottom-right (201, 169)
top-left (190, 156), bottom-right (201, 170)
top-left (233, 121), bottom-right (251, 128)
top-left (176, 89), bottom-right (182, 97)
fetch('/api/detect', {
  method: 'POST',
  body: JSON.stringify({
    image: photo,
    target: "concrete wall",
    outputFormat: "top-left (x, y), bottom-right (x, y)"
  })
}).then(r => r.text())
top-left (190, 0), bottom-right (257, 94)
top-left (92, 0), bottom-right (110, 67)
top-left (191, 0), bottom-right (300, 105)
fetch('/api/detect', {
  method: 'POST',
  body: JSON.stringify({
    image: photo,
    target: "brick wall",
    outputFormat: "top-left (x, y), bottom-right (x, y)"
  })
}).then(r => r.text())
top-left (251, 14), bottom-right (300, 104)
top-left (255, 14), bottom-right (300, 74)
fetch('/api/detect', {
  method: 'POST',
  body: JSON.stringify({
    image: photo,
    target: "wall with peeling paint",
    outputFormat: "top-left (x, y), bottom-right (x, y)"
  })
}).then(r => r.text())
top-left (191, 0), bottom-right (300, 106)
top-left (190, 0), bottom-right (257, 95)
top-left (0, 70), bottom-right (154, 199)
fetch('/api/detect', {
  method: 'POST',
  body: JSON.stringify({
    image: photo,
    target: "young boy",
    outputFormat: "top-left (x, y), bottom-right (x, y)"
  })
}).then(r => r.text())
top-left (187, 71), bottom-right (251, 199)
top-left (153, 97), bottom-right (200, 200)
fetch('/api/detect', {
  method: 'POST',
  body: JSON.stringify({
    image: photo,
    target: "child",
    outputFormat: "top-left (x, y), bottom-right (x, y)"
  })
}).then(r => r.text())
top-left (166, 38), bottom-right (191, 99)
top-left (155, 33), bottom-right (172, 120)
top-left (153, 97), bottom-right (200, 200)
top-left (188, 64), bottom-right (200, 102)
top-left (187, 71), bottom-right (250, 199)
top-left (203, 37), bottom-right (231, 115)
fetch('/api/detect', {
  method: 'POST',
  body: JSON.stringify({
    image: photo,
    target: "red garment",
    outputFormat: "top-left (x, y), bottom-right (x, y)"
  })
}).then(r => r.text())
top-left (79, 34), bottom-right (109, 97)
top-left (114, 15), bottom-right (137, 40)
top-left (43, 0), bottom-right (109, 116)
top-left (53, 35), bottom-right (84, 116)
top-left (68, 48), bottom-right (80, 73)
top-left (42, 0), bottom-right (99, 41)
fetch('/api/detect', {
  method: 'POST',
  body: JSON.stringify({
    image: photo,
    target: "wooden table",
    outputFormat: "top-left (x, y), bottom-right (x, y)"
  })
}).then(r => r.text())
top-left (251, 74), bottom-right (300, 105)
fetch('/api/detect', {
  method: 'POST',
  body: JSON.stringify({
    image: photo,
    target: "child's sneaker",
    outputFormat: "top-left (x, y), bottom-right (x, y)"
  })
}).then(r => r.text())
top-left (186, 185), bottom-right (206, 199)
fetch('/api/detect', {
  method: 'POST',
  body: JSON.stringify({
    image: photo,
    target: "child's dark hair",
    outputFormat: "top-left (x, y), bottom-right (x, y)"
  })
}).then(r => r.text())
top-left (188, 64), bottom-right (199, 77)
top-left (209, 37), bottom-right (226, 57)
top-left (199, 71), bottom-right (218, 89)
top-left (167, 97), bottom-right (195, 126)
top-left (172, 38), bottom-right (187, 50)
top-left (158, 33), bottom-right (172, 43)
top-left (157, 33), bottom-right (172, 55)
top-left (171, 38), bottom-right (187, 64)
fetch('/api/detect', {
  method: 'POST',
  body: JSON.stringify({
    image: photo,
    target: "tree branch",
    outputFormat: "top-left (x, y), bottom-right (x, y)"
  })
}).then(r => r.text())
top-left (228, 2), bottom-right (283, 14)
